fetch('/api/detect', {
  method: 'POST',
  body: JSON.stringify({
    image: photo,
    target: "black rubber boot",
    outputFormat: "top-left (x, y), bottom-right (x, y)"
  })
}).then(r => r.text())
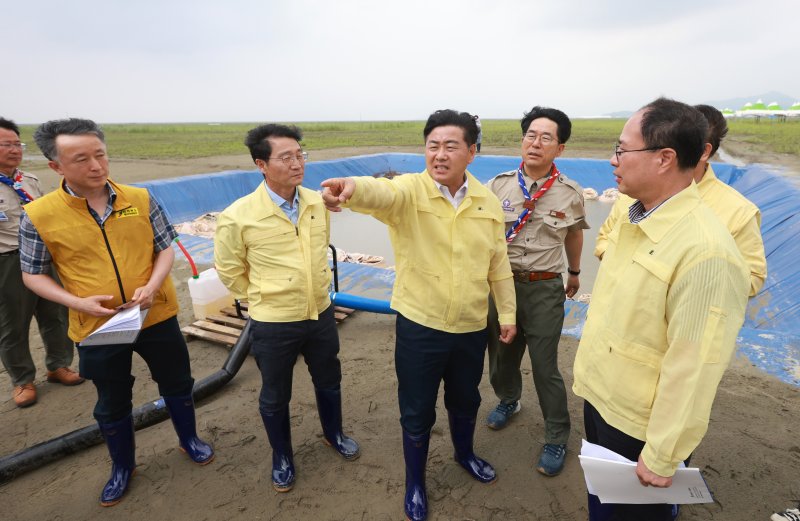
top-left (448, 412), bottom-right (497, 483)
top-left (403, 430), bottom-right (429, 521)
top-left (98, 415), bottom-right (136, 507)
top-left (314, 387), bottom-right (360, 460)
top-left (164, 394), bottom-right (215, 465)
top-left (260, 406), bottom-right (296, 492)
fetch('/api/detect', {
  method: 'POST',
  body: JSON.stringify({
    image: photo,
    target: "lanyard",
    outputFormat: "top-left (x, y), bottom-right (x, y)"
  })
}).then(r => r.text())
top-left (505, 162), bottom-right (560, 243)
top-left (0, 169), bottom-right (34, 204)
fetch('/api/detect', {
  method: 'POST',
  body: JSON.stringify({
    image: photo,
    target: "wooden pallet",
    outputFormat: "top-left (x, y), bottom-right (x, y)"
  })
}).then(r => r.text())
top-left (181, 304), bottom-right (356, 347)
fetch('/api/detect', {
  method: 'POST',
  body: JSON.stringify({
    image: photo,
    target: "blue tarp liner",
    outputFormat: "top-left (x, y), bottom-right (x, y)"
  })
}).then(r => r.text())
top-left (135, 154), bottom-right (799, 387)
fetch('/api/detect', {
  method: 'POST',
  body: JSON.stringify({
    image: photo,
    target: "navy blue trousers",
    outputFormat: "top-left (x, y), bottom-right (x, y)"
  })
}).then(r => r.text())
top-left (395, 313), bottom-right (488, 435)
top-left (584, 400), bottom-right (674, 521)
top-left (77, 316), bottom-right (194, 423)
top-left (250, 304), bottom-right (341, 413)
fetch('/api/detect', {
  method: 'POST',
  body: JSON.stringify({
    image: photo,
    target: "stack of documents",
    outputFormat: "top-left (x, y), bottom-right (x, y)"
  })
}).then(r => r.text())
top-left (579, 439), bottom-right (713, 504)
top-left (79, 305), bottom-right (148, 346)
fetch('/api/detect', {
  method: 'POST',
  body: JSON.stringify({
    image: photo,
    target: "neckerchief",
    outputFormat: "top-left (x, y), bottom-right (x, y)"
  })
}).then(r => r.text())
top-left (505, 162), bottom-right (560, 243)
top-left (0, 169), bottom-right (34, 204)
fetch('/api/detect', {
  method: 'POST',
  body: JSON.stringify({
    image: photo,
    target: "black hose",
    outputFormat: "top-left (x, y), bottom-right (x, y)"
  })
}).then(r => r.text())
top-left (0, 320), bottom-right (252, 485)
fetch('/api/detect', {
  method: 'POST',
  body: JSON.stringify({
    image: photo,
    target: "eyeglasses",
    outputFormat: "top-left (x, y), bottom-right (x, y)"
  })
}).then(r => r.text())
top-left (0, 143), bottom-right (26, 150)
top-left (523, 132), bottom-right (557, 145)
top-left (613, 143), bottom-right (664, 161)
top-left (268, 151), bottom-right (308, 166)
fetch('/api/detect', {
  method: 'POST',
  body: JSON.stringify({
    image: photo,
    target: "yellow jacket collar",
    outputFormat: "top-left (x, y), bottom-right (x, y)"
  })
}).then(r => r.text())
top-left (251, 183), bottom-right (321, 221)
top-left (637, 181), bottom-right (702, 243)
top-left (696, 164), bottom-right (717, 197)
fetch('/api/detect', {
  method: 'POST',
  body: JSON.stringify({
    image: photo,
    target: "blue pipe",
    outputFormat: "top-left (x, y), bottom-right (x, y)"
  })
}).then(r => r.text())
top-left (331, 292), bottom-right (395, 315)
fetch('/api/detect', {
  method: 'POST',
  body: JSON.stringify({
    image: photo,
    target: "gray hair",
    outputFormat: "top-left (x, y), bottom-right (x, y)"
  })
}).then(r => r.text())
top-left (33, 118), bottom-right (105, 161)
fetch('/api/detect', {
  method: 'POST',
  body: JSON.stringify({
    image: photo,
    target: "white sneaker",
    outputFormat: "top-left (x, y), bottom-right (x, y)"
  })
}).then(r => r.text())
top-left (772, 507), bottom-right (800, 521)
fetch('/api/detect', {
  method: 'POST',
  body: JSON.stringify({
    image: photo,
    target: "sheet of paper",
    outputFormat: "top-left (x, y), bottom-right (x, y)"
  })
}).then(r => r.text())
top-left (79, 305), bottom-right (147, 346)
top-left (579, 440), bottom-right (711, 504)
top-left (94, 305), bottom-right (143, 333)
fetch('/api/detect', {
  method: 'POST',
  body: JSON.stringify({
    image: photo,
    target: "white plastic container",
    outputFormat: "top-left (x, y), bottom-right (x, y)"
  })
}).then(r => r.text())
top-left (187, 268), bottom-right (233, 320)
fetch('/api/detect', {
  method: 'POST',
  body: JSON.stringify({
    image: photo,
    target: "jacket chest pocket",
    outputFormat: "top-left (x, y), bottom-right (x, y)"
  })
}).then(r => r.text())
top-left (247, 226), bottom-right (298, 270)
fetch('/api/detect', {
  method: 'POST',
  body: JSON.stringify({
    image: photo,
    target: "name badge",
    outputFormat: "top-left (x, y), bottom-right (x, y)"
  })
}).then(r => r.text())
top-left (116, 208), bottom-right (140, 218)
top-left (549, 210), bottom-right (566, 219)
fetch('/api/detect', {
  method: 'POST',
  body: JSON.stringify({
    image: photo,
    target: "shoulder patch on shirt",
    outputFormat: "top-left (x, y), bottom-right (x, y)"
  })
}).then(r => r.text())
top-left (116, 207), bottom-right (140, 218)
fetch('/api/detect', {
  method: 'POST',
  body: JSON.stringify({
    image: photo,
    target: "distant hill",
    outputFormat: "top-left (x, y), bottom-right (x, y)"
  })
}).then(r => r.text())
top-left (704, 91), bottom-right (798, 110)
top-left (603, 110), bottom-right (634, 118)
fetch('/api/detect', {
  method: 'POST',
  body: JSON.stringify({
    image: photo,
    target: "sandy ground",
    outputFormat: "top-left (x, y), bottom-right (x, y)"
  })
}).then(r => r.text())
top-left (2, 149), bottom-right (799, 521)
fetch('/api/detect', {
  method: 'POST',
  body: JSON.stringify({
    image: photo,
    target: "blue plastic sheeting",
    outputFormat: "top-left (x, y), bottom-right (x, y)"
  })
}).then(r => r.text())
top-left (137, 170), bottom-right (263, 225)
top-left (136, 154), bottom-right (800, 387)
top-left (303, 153), bottom-right (619, 192)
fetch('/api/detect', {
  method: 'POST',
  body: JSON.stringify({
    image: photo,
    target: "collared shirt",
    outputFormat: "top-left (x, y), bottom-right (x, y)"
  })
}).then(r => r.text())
top-left (594, 166), bottom-right (766, 295)
top-left (573, 182), bottom-right (749, 477)
top-left (0, 169), bottom-right (42, 252)
top-left (345, 170), bottom-right (516, 333)
top-left (487, 169), bottom-right (589, 273)
top-left (433, 176), bottom-right (468, 208)
top-left (627, 198), bottom-right (669, 224)
top-left (264, 180), bottom-right (300, 225)
top-left (19, 181), bottom-right (176, 274)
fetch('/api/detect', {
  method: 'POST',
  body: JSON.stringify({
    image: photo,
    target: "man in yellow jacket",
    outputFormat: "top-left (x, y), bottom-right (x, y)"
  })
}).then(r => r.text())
top-left (20, 118), bottom-right (213, 507)
top-left (572, 99), bottom-right (750, 520)
top-left (321, 109), bottom-right (517, 521)
top-left (594, 105), bottom-right (766, 297)
top-left (214, 124), bottom-right (359, 494)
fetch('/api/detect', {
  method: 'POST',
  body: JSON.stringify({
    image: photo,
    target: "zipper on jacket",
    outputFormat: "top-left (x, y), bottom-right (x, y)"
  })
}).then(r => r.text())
top-left (98, 221), bottom-right (127, 303)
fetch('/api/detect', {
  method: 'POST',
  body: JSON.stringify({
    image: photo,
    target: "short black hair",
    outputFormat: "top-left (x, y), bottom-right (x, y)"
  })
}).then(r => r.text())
top-left (694, 104), bottom-right (728, 158)
top-left (0, 117), bottom-right (20, 136)
top-left (244, 124), bottom-right (303, 163)
top-left (423, 110), bottom-right (479, 146)
top-left (520, 106), bottom-right (572, 144)
top-left (639, 98), bottom-right (707, 171)
top-left (33, 118), bottom-right (105, 161)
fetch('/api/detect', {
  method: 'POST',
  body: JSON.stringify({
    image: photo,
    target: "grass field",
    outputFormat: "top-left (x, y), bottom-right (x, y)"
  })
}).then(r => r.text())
top-left (726, 119), bottom-right (800, 155)
top-left (16, 118), bottom-right (800, 160)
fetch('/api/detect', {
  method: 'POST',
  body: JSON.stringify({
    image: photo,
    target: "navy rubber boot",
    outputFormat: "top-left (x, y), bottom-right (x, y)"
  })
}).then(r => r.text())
top-left (260, 406), bottom-right (296, 492)
top-left (314, 387), bottom-right (360, 460)
top-left (448, 412), bottom-right (497, 484)
top-left (164, 394), bottom-right (215, 465)
top-left (402, 430), bottom-right (429, 521)
top-left (98, 415), bottom-right (136, 507)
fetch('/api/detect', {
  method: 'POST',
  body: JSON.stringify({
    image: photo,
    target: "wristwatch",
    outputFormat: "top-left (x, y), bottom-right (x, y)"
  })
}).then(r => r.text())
top-left (567, 268), bottom-right (581, 276)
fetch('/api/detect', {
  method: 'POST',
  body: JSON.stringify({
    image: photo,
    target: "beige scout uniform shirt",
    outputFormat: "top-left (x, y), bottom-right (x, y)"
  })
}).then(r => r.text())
top-left (487, 169), bottom-right (589, 273)
top-left (0, 170), bottom-right (43, 253)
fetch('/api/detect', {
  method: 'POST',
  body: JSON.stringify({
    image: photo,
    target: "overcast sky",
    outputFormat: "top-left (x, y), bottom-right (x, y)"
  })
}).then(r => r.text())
top-left (6, 0), bottom-right (798, 123)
